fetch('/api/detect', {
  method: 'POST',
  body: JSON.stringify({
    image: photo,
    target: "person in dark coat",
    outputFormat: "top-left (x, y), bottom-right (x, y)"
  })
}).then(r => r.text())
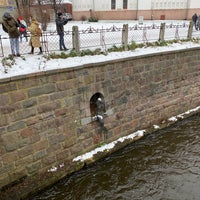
top-left (55, 12), bottom-right (68, 51)
top-left (197, 15), bottom-right (200, 31)
top-left (192, 13), bottom-right (198, 30)
top-left (2, 12), bottom-right (20, 56)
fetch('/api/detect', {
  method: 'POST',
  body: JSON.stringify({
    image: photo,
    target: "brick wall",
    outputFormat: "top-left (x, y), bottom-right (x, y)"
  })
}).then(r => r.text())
top-left (73, 8), bottom-right (198, 21)
top-left (0, 48), bottom-right (200, 199)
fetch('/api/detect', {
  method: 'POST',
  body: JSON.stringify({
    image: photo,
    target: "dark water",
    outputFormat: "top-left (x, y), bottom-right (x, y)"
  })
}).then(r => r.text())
top-left (31, 114), bottom-right (200, 200)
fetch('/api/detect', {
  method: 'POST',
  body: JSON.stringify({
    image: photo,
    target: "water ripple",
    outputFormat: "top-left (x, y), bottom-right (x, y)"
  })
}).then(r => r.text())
top-left (31, 114), bottom-right (200, 200)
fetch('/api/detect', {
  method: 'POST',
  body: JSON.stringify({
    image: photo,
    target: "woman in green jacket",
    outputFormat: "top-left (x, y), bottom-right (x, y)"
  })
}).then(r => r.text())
top-left (2, 12), bottom-right (20, 56)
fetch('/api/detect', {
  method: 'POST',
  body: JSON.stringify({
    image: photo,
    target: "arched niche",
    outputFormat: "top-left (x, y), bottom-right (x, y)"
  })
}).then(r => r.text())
top-left (90, 93), bottom-right (106, 117)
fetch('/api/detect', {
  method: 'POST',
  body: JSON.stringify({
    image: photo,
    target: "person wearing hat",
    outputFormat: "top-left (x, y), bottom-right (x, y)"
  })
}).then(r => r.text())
top-left (17, 16), bottom-right (28, 42)
top-left (55, 12), bottom-right (68, 51)
top-left (2, 12), bottom-right (20, 56)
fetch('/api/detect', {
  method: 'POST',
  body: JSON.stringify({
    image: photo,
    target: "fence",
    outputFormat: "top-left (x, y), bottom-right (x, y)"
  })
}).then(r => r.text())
top-left (0, 21), bottom-right (199, 57)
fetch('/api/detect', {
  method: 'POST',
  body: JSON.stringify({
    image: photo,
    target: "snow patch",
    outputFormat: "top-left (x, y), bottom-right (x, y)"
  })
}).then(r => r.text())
top-left (73, 106), bottom-right (200, 163)
top-left (153, 125), bottom-right (160, 129)
top-left (168, 106), bottom-right (200, 122)
top-left (73, 130), bottom-right (145, 162)
top-left (47, 163), bottom-right (65, 173)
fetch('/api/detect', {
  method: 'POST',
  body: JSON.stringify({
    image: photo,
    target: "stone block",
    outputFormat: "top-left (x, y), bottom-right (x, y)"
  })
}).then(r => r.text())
top-left (7, 121), bottom-right (26, 132)
top-left (27, 84), bottom-right (56, 98)
top-left (10, 91), bottom-right (26, 104)
top-left (18, 145), bottom-right (33, 158)
top-left (23, 98), bottom-right (37, 108)
top-left (2, 133), bottom-right (20, 151)
top-left (0, 172), bottom-right (10, 188)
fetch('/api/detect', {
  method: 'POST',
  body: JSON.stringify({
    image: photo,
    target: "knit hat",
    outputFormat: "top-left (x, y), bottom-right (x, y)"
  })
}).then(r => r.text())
top-left (18, 16), bottom-right (23, 20)
top-left (57, 12), bottom-right (63, 17)
top-left (4, 12), bottom-right (12, 19)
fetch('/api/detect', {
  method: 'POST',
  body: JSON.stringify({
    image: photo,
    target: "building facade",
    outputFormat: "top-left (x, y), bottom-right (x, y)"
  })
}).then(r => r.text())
top-left (72, 0), bottom-right (200, 21)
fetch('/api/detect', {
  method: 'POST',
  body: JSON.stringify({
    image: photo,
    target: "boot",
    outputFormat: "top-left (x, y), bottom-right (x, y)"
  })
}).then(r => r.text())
top-left (29, 46), bottom-right (34, 54)
top-left (37, 47), bottom-right (43, 55)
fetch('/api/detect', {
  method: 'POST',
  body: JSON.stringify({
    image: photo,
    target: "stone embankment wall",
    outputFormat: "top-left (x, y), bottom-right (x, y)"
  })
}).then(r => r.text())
top-left (0, 48), bottom-right (200, 199)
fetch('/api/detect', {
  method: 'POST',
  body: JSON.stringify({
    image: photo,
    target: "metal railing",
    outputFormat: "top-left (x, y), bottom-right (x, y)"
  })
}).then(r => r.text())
top-left (0, 21), bottom-right (199, 57)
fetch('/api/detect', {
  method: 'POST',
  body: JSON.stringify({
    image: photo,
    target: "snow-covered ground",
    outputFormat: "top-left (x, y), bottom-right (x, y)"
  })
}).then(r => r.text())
top-left (0, 20), bottom-right (200, 80)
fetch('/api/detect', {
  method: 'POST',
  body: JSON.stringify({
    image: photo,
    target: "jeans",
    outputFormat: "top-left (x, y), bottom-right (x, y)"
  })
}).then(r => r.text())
top-left (59, 33), bottom-right (67, 50)
top-left (10, 37), bottom-right (20, 55)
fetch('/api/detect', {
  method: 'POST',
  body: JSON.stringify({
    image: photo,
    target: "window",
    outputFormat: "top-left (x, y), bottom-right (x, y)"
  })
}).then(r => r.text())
top-left (156, 2), bottom-right (158, 8)
top-left (111, 0), bottom-right (116, 9)
top-left (123, 0), bottom-right (127, 9)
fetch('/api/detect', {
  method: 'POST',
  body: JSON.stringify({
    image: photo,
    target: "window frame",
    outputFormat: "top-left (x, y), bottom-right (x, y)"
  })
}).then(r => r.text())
top-left (123, 0), bottom-right (128, 9)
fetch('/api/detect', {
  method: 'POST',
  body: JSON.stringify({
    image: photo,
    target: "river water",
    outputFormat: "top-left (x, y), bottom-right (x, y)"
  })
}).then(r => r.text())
top-left (31, 113), bottom-right (200, 200)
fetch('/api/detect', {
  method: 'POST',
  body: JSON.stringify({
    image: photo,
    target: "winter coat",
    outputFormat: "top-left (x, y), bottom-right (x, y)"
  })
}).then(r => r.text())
top-left (56, 16), bottom-right (68, 35)
top-left (197, 16), bottom-right (200, 29)
top-left (2, 14), bottom-right (20, 38)
top-left (28, 19), bottom-right (41, 48)
top-left (192, 13), bottom-right (198, 23)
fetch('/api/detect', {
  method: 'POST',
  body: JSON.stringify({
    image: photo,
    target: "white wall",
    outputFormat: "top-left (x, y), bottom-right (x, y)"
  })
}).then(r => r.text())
top-left (72, 0), bottom-right (200, 12)
top-left (94, 0), bottom-right (110, 11)
top-left (72, 0), bottom-right (92, 11)
top-left (151, 0), bottom-right (188, 10)
top-left (138, 0), bottom-right (151, 10)
top-left (94, 0), bottom-right (127, 11)
top-left (190, 0), bottom-right (200, 8)
top-left (128, 0), bottom-right (137, 10)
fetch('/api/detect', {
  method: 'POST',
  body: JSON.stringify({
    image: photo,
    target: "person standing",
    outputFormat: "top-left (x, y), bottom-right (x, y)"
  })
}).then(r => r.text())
top-left (27, 17), bottom-right (42, 55)
top-left (197, 15), bottom-right (200, 31)
top-left (2, 12), bottom-right (20, 56)
top-left (192, 13), bottom-right (198, 30)
top-left (55, 12), bottom-right (68, 51)
top-left (17, 16), bottom-right (28, 42)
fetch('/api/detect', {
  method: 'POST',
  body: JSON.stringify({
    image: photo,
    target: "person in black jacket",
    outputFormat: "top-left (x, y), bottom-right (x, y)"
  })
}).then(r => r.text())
top-left (55, 12), bottom-right (68, 51)
top-left (192, 13), bottom-right (198, 30)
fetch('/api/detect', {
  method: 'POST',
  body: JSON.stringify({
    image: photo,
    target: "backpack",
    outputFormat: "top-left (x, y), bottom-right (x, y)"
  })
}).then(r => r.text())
top-left (2, 23), bottom-right (8, 33)
top-left (20, 19), bottom-right (26, 28)
top-left (19, 27), bottom-right (25, 33)
top-left (19, 23), bottom-right (26, 29)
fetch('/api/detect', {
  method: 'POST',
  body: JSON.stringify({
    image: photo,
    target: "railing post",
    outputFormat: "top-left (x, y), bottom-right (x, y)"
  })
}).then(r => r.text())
top-left (187, 21), bottom-right (193, 40)
top-left (122, 24), bottom-right (128, 50)
top-left (0, 35), bottom-right (4, 57)
top-left (72, 26), bottom-right (80, 55)
top-left (159, 23), bottom-right (165, 41)
top-left (143, 26), bottom-right (148, 43)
